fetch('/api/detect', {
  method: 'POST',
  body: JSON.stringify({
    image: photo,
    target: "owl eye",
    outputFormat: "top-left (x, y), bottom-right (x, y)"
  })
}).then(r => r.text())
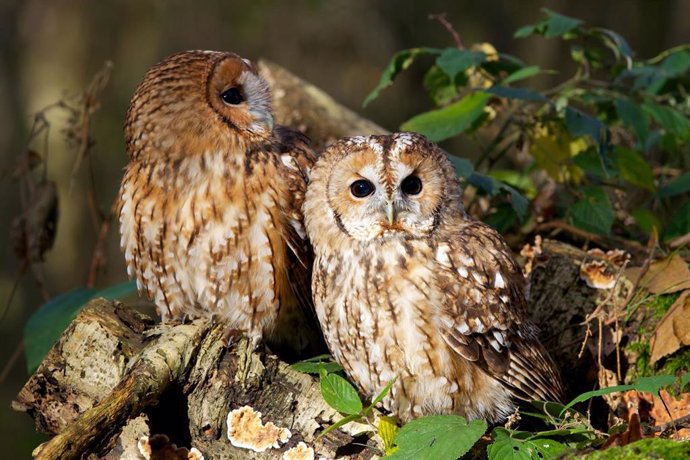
top-left (220, 87), bottom-right (244, 105)
top-left (401, 175), bottom-right (422, 195)
top-left (350, 179), bottom-right (375, 198)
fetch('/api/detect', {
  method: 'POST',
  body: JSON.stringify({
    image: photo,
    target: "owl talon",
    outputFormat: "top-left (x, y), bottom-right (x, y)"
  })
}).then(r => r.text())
top-left (221, 327), bottom-right (245, 348)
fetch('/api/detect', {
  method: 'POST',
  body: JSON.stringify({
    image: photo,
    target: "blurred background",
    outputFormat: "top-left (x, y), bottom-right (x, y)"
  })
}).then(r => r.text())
top-left (1, 0), bottom-right (688, 456)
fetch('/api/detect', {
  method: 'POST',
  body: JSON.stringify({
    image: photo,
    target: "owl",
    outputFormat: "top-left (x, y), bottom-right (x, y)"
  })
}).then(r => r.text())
top-left (304, 133), bottom-right (564, 423)
top-left (118, 50), bottom-right (320, 356)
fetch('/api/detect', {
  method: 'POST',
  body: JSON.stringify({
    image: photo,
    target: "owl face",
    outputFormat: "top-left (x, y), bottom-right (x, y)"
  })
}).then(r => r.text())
top-left (305, 133), bottom-right (464, 245)
top-left (125, 50), bottom-right (274, 161)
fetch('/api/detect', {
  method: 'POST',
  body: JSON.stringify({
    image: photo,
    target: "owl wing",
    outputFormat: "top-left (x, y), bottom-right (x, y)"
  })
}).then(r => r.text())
top-left (274, 126), bottom-right (317, 317)
top-left (436, 220), bottom-right (565, 403)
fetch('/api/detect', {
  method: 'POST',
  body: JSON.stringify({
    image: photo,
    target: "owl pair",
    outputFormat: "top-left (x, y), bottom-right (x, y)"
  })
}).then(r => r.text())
top-left (118, 51), bottom-right (564, 424)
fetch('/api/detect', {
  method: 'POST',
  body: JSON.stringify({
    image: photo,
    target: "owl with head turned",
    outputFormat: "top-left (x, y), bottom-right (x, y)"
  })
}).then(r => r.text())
top-left (118, 50), bottom-right (321, 357)
top-left (304, 132), bottom-right (564, 423)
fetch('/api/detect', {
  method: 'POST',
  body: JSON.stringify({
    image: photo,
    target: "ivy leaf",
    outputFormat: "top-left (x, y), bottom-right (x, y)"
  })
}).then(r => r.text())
top-left (319, 368), bottom-right (363, 415)
top-left (488, 428), bottom-right (566, 460)
top-left (386, 415), bottom-right (487, 460)
top-left (363, 48), bottom-right (440, 107)
top-left (658, 173), bottom-right (690, 198)
top-left (290, 354), bottom-right (343, 374)
top-left (401, 92), bottom-right (490, 142)
top-left (436, 48), bottom-right (486, 80)
top-left (567, 186), bottom-right (614, 235)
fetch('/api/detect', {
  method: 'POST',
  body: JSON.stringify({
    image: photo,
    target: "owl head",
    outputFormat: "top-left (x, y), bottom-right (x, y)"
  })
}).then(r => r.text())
top-left (304, 132), bottom-right (466, 246)
top-left (125, 50), bottom-right (274, 161)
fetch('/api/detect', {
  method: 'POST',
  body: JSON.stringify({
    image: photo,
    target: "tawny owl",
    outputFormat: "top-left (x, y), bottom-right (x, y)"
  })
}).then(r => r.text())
top-left (118, 50), bottom-right (320, 356)
top-left (304, 133), bottom-right (564, 423)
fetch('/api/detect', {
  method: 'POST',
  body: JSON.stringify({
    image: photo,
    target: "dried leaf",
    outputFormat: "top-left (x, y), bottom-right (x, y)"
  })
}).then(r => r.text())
top-left (625, 255), bottom-right (690, 295)
top-left (639, 389), bottom-right (690, 439)
top-left (649, 290), bottom-right (690, 364)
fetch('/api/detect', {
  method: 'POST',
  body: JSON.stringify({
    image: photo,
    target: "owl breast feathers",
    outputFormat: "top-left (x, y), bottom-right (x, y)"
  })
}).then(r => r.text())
top-left (303, 132), bottom-right (564, 423)
top-left (117, 50), bottom-right (320, 356)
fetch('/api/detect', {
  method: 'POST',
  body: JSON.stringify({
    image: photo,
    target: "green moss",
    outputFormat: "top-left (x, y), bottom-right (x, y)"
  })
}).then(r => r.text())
top-left (568, 438), bottom-right (690, 459)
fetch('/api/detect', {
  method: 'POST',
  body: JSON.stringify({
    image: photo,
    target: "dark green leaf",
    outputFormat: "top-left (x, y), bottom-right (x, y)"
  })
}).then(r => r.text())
top-left (573, 149), bottom-right (608, 178)
top-left (486, 85), bottom-right (546, 101)
top-left (612, 147), bottom-right (654, 191)
top-left (387, 415), bottom-right (486, 460)
top-left (363, 48), bottom-right (441, 107)
top-left (682, 372), bottom-right (690, 391)
top-left (436, 48), bottom-right (486, 80)
top-left (503, 65), bottom-right (542, 84)
top-left (484, 203), bottom-right (518, 233)
top-left (320, 371), bottom-right (363, 415)
top-left (505, 185), bottom-right (529, 220)
top-left (658, 173), bottom-right (690, 198)
top-left (643, 103), bottom-right (690, 141)
top-left (23, 281), bottom-right (137, 373)
top-left (291, 355), bottom-right (344, 374)
top-left (567, 186), bottom-right (614, 235)
top-left (468, 172), bottom-right (499, 195)
top-left (592, 27), bottom-right (633, 60)
top-left (615, 98), bottom-right (650, 146)
top-left (24, 288), bottom-right (96, 373)
top-left (488, 428), bottom-right (567, 460)
top-left (660, 51), bottom-right (690, 77)
top-left (543, 9), bottom-right (584, 38)
top-left (514, 24), bottom-right (538, 39)
top-left (447, 155), bottom-right (474, 178)
top-left (631, 208), bottom-right (661, 234)
top-left (565, 107), bottom-right (605, 143)
top-left (665, 202), bottom-right (690, 241)
top-left (401, 92), bottom-right (490, 142)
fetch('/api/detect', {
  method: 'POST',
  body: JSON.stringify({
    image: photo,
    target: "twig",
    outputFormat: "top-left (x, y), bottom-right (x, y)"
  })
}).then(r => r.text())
top-left (428, 13), bottom-right (464, 49)
top-left (536, 220), bottom-right (647, 254)
top-left (33, 318), bottom-right (210, 460)
top-left (649, 413), bottom-right (690, 437)
top-left (87, 214), bottom-right (112, 289)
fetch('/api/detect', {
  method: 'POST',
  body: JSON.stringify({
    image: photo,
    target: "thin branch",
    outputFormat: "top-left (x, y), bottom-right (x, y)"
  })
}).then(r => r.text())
top-left (429, 13), bottom-right (464, 49)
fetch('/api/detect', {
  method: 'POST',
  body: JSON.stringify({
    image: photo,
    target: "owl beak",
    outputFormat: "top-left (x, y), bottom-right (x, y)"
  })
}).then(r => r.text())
top-left (386, 200), bottom-right (395, 225)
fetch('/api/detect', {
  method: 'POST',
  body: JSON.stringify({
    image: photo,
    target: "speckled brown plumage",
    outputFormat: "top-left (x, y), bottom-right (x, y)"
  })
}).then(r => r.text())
top-left (304, 132), bottom-right (564, 423)
top-left (117, 50), bottom-right (320, 355)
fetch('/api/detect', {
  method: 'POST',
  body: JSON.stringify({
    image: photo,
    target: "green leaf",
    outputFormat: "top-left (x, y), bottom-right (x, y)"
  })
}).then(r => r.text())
top-left (423, 66), bottom-right (458, 106)
top-left (24, 288), bottom-right (95, 373)
top-left (401, 92), bottom-right (490, 142)
top-left (319, 413), bottom-right (362, 437)
top-left (436, 48), bottom-right (486, 80)
top-left (387, 415), bottom-right (487, 460)
top-left (503, 65), bottom-right (541, 84)
top-left (660, 50), bottom-right (690, 77)
top-left (560, 384), bottom-right (634, 414)
top-left (682, 372), bottom-right (690, 391)
top-left (488, 428), bottom-right (567, 460)
top-left (631, 208), bottom-right (661, 234)
top-left (486, 85), bottom-right (546, 101)
top-left (633, 374), bottom-right (676, 394)
top-left (319, 370), bottom-right (363, 415)
top-left (567, 186), bottom-right (614, 235)
top-left (643, 103), bottom-right (690, 141)
top-left (592, 27), bottom-right (633, 60)
top-left (665, 202), bottom-right (690, 241)
top-left (542, 9), bottom-right (583, 38)
top-left (290, 354), bottom-right (344, 374)
top-left (448, 155), bottom-right (474, 178)
top-left (565, 107), bottom-right (605, 144)
top-left (658, 173), bottom-right (690, 198)
top-left (363, 48), bottom-right (440, 107)
top-left (368, 377), bottom-right (397, 411)
top-left (378, 416), bottom-right (399, 456)
top-left (612, 147), bottom-right (654, 191)
top-left (615, 98), bottom-right (650, 146)
top-left (23, 281), bottom-right (136, 373)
